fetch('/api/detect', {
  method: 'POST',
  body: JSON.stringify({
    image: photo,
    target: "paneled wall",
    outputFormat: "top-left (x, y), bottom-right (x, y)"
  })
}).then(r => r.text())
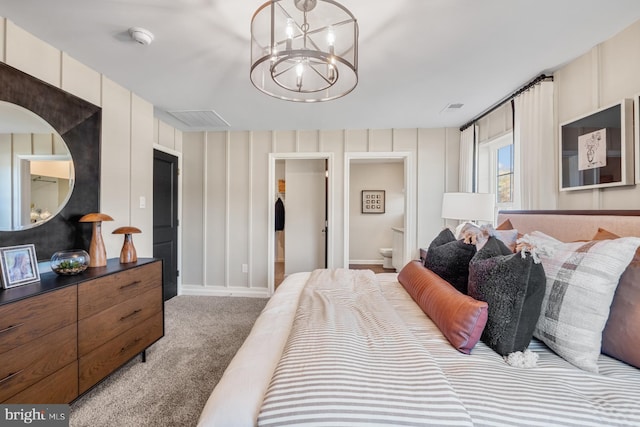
top-left (555, 20), bottom-right (640, 209)
top-left (181, 128), bottom-right (460, 296)
top-left (0, 17), bottom-right (181, 260)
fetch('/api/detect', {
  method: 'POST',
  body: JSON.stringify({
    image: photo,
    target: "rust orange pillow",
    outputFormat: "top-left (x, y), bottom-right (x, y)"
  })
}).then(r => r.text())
top-left (398, 261), bottom-right (488, 354)
top-left (496, 219), bottom-right (514, 230)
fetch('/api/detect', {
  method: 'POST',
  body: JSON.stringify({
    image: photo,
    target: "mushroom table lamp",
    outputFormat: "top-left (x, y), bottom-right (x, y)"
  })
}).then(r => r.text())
top-left (112, 226), bottom-right (142, 263)
top-left (79, 213), bottom-right (114, 267)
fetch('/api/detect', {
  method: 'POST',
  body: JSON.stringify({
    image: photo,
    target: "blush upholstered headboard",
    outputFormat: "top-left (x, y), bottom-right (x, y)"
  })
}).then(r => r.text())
top-left (497, 210), bottom-right (640, 241)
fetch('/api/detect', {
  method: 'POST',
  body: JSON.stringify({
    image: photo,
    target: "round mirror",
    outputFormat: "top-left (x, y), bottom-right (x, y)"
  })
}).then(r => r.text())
top-left (0, 101), bottom-right (75, 231)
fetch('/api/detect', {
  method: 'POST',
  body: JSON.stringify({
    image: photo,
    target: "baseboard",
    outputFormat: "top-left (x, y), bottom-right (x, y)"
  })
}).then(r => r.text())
top-left (349, 259), bottom-right (384, 265)
top-left (180, 284), bottom-right (270, 298)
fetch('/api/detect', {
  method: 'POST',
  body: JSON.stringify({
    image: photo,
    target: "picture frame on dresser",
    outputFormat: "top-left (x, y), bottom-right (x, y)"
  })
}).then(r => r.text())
top-left (559, 98), bottom-right (633, 191)
top-left (0, 244), bottom-right (40, 288)
top-left (361, 190), bottom-right (385, 214)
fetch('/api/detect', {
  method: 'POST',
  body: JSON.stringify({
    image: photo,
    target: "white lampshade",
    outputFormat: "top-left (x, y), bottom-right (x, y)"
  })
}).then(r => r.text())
top-left (441, 192), bottom-right (495, 223)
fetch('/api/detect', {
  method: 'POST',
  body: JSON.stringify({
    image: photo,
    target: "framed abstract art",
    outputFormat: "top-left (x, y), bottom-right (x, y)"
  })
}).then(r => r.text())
top-left (559, 99), bottom-right (633, 191)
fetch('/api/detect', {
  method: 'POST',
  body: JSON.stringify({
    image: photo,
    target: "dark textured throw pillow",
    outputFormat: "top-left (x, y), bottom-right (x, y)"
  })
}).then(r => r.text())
top-left (424, 229), bottom-right (476, 294)
top-left (427, 228), bottom-right (456, 252)
top-left (468, 237), bottom-right (546, 356)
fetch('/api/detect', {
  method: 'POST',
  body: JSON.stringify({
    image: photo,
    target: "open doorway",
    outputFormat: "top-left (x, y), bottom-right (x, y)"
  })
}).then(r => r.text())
top-left (268, 153), bottom-right (334, 294)
top-left (274, 158), bottom-right (327, 288)
top-left (344, 152), bottom-right (415, 272)
top-left (348, 158), bottom-right (404, 273)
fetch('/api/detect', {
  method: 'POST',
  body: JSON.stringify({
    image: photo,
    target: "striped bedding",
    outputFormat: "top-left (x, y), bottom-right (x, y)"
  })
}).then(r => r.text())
top-left (257, 269), bottom-right (473, 426)
top-left (258, 270), bottom-right (640, 427)
top-left (378, 273), bottom-right (640, 427)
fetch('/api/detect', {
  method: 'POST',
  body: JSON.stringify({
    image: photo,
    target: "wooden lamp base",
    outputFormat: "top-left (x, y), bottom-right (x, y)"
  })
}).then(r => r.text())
top-left (79, 213), bottom-right (114, 267)
top-left (112, 226), bottom-right (142, 264)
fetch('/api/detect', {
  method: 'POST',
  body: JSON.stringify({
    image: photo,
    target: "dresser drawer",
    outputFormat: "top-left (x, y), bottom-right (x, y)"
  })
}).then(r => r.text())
top-left (0, 324), bottom-right (77, 402)
top-left (78, 261), bottom-right (162, 319)
top-left (4, 361), bottom-right (78, 404)
top-left (78, 286), bottom-right (162, 356)
top-left (79, 311), bottom-right (163, 393)
top-left (0, 287), bottom-right (77, 355)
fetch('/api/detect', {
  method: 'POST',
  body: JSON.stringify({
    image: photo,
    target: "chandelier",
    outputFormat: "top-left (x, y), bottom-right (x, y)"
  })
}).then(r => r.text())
top-left (250, 0), bottom-right (358, 102)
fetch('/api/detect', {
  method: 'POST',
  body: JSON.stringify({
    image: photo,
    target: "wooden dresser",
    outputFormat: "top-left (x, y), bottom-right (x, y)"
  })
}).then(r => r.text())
top-left (0, 258), bottom-right (163, 403)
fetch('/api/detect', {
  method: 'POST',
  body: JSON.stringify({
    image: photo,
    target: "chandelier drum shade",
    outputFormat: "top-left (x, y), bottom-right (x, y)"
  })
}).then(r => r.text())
top-left (250, 0), bottom-right (358, 102)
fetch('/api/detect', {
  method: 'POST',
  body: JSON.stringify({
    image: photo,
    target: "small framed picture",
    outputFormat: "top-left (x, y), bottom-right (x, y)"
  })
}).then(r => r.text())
top-left (0, 244), bottom-right (40, 289)
top-left (361, 190), bottom-right (385, 214)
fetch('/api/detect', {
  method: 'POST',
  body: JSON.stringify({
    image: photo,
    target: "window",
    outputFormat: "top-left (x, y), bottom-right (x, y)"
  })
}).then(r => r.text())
top-left (477, 132), bottom-right (518, 210)
top-left (497, 144), bottom-right (513, 203)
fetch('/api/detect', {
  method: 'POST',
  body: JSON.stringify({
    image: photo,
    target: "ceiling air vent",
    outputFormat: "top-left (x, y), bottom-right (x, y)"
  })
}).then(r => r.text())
top-left (440, 103), bottom-right (464, 113)
top-left (167, 110), bottom-right (230, 128)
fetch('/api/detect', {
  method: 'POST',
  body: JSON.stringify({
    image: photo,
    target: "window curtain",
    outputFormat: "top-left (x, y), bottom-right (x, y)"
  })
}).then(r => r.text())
top-left (459, 125), bottom-right (476, 192)
top-left (514, 80), bottom-right (556, 210)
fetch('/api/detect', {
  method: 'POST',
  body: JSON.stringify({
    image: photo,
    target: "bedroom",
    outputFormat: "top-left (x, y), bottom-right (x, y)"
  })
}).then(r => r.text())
top-left (0, 2), bottom-right (639, 291)
top-left (0, 0), bottom-right (640, 425)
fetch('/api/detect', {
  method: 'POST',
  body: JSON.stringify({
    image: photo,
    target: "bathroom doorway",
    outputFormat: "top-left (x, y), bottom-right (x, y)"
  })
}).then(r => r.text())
top-left (344, 152), bottom-right (415, 272)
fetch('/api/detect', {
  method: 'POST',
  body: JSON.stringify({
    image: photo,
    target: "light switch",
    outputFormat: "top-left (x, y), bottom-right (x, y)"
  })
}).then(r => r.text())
top-left (139, 196), bottom-right (146, 209)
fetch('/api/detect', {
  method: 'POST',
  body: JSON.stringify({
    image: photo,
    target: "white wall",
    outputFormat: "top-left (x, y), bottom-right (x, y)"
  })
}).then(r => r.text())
top-left (0, 17), bottom-right (182, 261)
top-left (349, 162), bottom-right (404, 263)
top-left (181, 128), bottom-right (460, 297)
top-left (555, 19), bottom-right (640, 209)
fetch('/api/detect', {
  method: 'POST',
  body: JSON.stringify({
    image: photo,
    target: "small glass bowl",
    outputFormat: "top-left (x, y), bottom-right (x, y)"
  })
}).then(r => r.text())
top-left (50, 249), bottom-right (90, 275)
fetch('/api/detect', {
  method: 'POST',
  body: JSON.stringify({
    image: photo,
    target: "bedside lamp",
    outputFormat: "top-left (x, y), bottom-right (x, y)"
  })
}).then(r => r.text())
top-left (441, 192), bottom-right (495, 225)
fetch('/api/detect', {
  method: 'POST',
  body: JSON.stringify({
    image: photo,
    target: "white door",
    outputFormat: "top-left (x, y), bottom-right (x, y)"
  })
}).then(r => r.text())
top-left (284, 159), bottom-right (326, 275)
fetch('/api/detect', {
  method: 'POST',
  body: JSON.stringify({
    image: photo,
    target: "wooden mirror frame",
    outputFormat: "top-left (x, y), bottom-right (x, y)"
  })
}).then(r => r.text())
top-left (0, 62), bottom-right (101, 260)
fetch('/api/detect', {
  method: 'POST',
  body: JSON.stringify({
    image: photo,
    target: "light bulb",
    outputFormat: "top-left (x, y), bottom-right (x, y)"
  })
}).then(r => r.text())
top-left (286, 18), bottom-right (294, 50)
top-left (328, 61), bottom-right (335, 82)
top-left (296, 61), bottom-right (304, 89)
top-left (286, 19), bottom-right (294, 39)
top-left (327, 27), bottom-right (335, 46)
top-left (327, 27), bottom-right (335, 55)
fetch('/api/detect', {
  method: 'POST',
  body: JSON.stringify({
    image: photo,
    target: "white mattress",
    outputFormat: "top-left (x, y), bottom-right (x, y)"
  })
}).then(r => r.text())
top-left (197, 272), bottom-right (310, 427)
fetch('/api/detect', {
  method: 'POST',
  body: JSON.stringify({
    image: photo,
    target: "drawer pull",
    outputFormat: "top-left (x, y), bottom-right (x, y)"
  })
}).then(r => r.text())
top-left (120, 309), bottom-right (142, 321)
top-left (119, 280), bottom-right (142, 290)
top-left (120, 337), bottom-right (143, 355)
top-left (0, 370), bottom-right (23, 385)
top-left (0, 323), bottom-right (24, 335)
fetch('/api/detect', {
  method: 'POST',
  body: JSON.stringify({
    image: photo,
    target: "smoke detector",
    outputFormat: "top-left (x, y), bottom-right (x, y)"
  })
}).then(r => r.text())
top-left (128, 27), bottom-right (154, 45)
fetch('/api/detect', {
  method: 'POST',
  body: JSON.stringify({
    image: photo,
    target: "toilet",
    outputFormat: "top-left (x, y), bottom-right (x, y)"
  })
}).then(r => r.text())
top-left (379, 248), bottom-right (393, 269)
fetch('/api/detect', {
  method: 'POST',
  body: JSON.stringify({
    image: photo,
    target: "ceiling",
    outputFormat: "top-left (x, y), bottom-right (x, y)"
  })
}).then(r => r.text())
top-left (2, 1), bottom-right (640, 132)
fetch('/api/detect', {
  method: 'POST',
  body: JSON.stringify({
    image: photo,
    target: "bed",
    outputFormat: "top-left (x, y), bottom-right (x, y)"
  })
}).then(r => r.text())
top-left (197, 210), bottom-right (640, 426)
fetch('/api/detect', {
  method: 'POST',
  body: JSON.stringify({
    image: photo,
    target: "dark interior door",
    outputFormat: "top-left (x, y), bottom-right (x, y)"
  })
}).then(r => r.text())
top-left (153, 150), bottom-right (179, 301)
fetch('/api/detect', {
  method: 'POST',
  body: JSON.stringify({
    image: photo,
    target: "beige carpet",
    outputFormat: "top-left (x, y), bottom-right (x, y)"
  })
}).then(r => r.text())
top-left (70, 295), bottom-right (268, 427)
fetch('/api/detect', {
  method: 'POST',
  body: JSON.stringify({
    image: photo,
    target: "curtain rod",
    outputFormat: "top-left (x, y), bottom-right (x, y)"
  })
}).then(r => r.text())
top-left (459, 73), bottom-right (554, 131)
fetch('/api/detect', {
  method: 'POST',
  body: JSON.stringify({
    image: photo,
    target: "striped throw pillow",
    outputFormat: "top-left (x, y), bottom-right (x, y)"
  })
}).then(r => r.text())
top-left (526, 231), bottom-right (640, 372)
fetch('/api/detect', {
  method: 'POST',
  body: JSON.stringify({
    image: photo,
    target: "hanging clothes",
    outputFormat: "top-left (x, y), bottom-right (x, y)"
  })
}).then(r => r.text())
top-left (275, 197), bottom-right (285, 231)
